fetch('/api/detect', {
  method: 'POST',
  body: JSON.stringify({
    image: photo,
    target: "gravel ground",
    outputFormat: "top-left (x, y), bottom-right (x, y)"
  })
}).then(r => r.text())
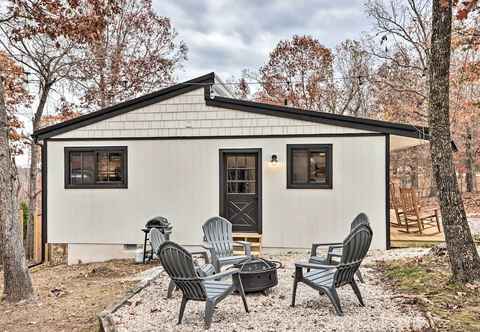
top-left (112, 250), bottom-right (428, 332)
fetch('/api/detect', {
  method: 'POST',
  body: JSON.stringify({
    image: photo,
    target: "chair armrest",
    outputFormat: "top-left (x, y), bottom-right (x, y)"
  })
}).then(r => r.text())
top-left (201, 268), bottom-right (240, 281)
top-left (311, 242), bottom-right (342, 256)
top-left (189, 250), bottom-right (209, 264)
top-left (295, 261), bottom-right (337, 270)
top-left (233, 241), bottom-right (252, 256)
top-left (201, 244), bottom-right (215, 255)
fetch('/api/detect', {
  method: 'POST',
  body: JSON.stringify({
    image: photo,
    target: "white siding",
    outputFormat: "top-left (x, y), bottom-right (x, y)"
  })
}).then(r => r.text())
top-left (54, 89), bottom-right (372, 139)
top-left (47, 136), bottom-right (386, 254)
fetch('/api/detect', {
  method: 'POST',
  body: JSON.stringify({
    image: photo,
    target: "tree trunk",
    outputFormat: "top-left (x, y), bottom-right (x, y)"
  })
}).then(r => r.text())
top-left (26, 82), bottom-right (51, 261)
top-left (0, 77), bottom-right (34, 302)
top-left (429, 0), bottom-right (480, 283)
top-left (465, 126), bottom-right (477, 192)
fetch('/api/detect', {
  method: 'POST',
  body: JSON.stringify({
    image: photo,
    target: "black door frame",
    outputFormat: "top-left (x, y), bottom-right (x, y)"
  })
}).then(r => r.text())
top-left (219, 148), bottom-right (262, 234)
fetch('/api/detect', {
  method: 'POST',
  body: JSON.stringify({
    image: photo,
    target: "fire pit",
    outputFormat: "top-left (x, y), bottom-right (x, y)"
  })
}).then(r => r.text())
top-left (232, 257), bottom-right (281, 293)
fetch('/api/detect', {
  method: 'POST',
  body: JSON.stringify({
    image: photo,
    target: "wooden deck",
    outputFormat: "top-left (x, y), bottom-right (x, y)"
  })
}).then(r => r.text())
top-left (390, 222), bottom-right (445, 248)
top-left (233, 232), bottom-right (262, 255)
top-left (390, 211), bottom-right (480, 248)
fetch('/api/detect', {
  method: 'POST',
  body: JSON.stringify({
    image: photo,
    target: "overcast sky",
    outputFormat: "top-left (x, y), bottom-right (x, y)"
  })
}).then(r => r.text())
top-left (154, 0), bottom-right (374, 81)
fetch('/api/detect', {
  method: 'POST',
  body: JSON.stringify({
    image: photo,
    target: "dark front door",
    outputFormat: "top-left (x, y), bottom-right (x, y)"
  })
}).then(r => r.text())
top-left (220, 149), bottom-right (262, 233)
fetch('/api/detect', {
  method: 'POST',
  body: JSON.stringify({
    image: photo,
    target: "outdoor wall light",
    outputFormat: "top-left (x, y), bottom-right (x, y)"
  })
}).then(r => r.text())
top-left (269, 154), bottom-right (279, 167)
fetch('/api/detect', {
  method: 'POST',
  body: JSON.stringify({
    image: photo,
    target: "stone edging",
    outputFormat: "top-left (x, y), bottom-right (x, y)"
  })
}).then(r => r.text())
top-left (97, 267), bottom-right (163, 332)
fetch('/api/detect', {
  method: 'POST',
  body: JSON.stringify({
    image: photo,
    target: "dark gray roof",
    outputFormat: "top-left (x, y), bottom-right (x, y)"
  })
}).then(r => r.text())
top-left (33, 72), bottom-right (429, 140)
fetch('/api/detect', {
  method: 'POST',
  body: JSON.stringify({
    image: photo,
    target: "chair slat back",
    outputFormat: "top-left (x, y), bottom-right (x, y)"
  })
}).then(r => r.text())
top-left (399, 187), bottom-right (419, 215)
top-left (390, 183), bottom-right (402, 211)
top-left (350, 213), bottom-right (369, 230)
top-left (335, 224), bottom-right (372, 287)
top-left (159, 241), bottom-right (207, 301)
top-left (150, 228), bottom-right (166, 256)
top-left (202, 216), bottom-right (233, 257)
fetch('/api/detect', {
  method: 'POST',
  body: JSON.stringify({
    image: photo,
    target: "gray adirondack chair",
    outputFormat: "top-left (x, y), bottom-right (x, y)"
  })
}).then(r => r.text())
top-left (202, 216), bottom-right (252, 272)
top-left (309, 213), bottom-right (370, 283)
top-left (292, 224), bottom-right (373, 316)
top-left (150, 228), bottom-right (215, 298)
top-left (159, 241), bottom-right (249, 329)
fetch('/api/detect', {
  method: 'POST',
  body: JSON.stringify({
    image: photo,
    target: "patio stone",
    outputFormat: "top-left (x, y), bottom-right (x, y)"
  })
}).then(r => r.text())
top-left (111, 250), bottom-right (428, 331)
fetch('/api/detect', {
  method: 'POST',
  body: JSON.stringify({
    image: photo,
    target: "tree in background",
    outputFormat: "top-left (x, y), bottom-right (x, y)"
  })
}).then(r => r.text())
top-left (0, 0), bottom-right (116, 260)
top-left (0, 52), bottom-right (31, 154)
top-left (428, 0), bottom-right (480, 282)
top-left (332, 39), bottom-right (373, 117)
top-left (256, 35), bottom-right (334, 111)
top-left (450, 17), bottom-right (480, 192)
top-left (72, 0), bottom-right (187, 109)
top-left (0, 55), bottom-right (33, 302)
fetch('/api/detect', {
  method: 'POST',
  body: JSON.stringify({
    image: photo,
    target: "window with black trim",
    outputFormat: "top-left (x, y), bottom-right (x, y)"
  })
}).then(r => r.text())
top-left (65, 146), bottom-right (128, 188)
top-left (287, 144), bottom-right (332, 189)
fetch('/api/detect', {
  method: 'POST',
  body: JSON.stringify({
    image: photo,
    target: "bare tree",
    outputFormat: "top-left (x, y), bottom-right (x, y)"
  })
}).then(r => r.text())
top-left (0, 1), bottom-right (114, 259)
top-left (333, 39), bottom-right (373, 117)
top-left (72, 0), bottom-right (187, 109)
top-left (429, 0), bottom-right (480, 282)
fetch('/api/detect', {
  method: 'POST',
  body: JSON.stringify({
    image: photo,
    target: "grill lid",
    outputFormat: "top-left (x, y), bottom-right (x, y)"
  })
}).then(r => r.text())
top-left (145, 216), bottom-right (171, 229)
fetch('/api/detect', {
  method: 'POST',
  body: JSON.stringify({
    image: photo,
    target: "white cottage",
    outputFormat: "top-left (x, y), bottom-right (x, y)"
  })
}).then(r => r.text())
top-left (33, 73), bottom-right (428, 264)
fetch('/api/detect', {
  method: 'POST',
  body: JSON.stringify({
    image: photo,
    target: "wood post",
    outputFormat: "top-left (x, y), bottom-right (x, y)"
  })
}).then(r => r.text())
top-left (18, 210), bottom-right (42, 263)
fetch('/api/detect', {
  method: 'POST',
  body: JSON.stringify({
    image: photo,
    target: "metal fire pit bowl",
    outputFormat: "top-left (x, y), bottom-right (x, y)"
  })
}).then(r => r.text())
top-left (232, 257), bottom-right (282, 293)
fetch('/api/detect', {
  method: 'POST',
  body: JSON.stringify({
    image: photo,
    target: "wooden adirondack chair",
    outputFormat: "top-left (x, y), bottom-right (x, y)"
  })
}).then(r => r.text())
top-left (159, 241), bottom-right (249, 329)
top-left (292, 224), bottom-right (373, 316)
top-left (202, 216), bottom-right (252, 272)
top-left (399, 188), bottom-right (441, 234)
top-left (389, 183), bottom-right (406, 227)
top-left (309, 213), bottom-right (370, 283)
top-left (150, 228), bottom-right (215, 298)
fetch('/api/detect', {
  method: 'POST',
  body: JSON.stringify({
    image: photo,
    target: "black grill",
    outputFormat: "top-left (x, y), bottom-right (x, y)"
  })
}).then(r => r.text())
top-left (145, 216), bottom-right (172, 240)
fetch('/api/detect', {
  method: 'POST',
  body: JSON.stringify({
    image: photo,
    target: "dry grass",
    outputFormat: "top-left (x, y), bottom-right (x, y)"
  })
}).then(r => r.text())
top-left (0, 260), bottom-right (156, 332)
top-left (377, 253), bottom-right (480, 332)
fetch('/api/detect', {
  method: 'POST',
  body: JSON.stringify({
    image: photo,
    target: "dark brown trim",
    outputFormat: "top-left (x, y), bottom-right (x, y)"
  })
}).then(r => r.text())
top-left (219, 148), bottom-right (262, 234)
top-left (206, 96), bottom-right (430, 140)
top-left (41, 141), bottom-right (48, 263)
top-left (64, 146), bottom-right (128, 189)
top-left (385, 134), bottom-right (391, 250)
top-left (286, 144), bottom-right (333, 189)
top-left (48, 133), bottom-right (386, 142)
top-left (33, 73), bottom-right (215, 140)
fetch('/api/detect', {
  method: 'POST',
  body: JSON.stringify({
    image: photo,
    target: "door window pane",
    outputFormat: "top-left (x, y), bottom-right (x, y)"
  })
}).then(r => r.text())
top-left (225, 153), bottom-right (257, 194)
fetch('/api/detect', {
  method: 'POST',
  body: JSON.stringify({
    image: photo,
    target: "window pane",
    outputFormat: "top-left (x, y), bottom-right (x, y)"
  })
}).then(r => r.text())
top-left (227, 182), bottom-right (237, 193)
top-left (226, 156), bottom-right (236, 169)
top-left (227, 169), bottom-right (236, 180)
top-left (108, 152), bottom-right (123, 181)
top-left (236, 156), bottom-right (246, 168)
top-left (292, 150), bottom-right (308, 183)
top-left (310, 151), bottom-right (327, 184)
top-left (96, 152), bottom-right (109, 182)
top-left (82, 152), bottom-right (95, 184)
top-left (237, 169), bottom-right (247, 180)
top-left (70, 152), bottom-right (82, 185)
top-left (246, 156), bottom-right (255, 168)
top-left (245, 182), bottom-right (256, 194)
